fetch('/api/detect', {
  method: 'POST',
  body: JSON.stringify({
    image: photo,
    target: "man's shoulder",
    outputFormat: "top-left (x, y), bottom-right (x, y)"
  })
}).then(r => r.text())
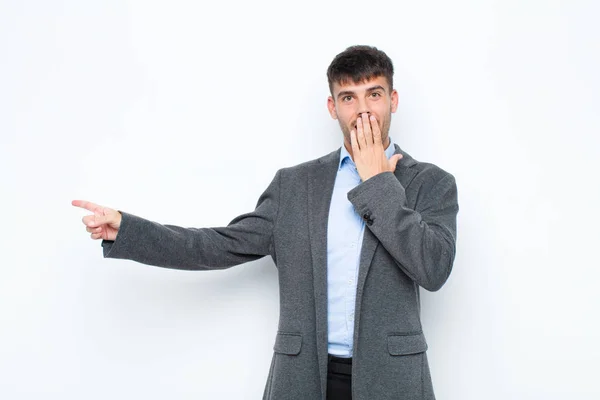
top-left (277, 147), bottom-right (340, 176)
top-left (402, 149), bottom-right (456, 187)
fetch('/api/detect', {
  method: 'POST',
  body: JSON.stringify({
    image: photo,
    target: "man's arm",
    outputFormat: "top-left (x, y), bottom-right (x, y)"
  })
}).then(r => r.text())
top-left (79, 170), bottom-right (281, 270)
top-left (347, 113), bottom-right (459, 291)
top-left (347, 170), bottom-right (458, 291)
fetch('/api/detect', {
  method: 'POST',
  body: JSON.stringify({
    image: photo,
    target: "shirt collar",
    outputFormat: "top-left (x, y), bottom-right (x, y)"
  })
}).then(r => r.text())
top-left (338, 136), bottom-right (396, 170)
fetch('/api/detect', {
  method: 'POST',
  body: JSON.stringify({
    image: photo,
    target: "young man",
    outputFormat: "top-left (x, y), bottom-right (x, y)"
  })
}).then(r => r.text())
top-left (73, 45), bottom-right (459, 400)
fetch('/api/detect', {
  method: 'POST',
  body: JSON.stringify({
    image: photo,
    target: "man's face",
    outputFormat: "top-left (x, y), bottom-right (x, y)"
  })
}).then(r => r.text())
top-left (327, 75), bottom-right (398, 148)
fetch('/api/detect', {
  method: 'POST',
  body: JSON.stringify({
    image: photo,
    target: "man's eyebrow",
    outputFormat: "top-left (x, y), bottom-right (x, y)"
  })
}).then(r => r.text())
top-left (366, 85), bottom-right (386, 93)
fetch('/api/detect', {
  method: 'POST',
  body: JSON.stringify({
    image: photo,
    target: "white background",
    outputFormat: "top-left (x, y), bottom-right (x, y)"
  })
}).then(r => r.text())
top-left (1, 0), bottom-right (599, 398)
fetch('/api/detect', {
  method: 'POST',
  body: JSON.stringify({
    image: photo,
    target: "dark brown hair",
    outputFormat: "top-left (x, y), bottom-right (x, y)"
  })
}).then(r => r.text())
top-left (327, 45), bottom-right (394, 94)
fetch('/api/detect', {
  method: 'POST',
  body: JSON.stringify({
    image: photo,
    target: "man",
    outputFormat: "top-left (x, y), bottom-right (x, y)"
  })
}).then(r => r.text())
top-left (73, 45), bottom-right (459, 400)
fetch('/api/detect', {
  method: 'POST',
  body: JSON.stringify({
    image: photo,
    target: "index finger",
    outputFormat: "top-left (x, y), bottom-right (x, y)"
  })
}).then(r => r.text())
top-left (71, 200), bottom-right (101, 213)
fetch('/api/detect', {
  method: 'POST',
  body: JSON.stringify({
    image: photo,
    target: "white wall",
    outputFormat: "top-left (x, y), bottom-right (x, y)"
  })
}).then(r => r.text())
top-left (1, 0), bottom-right (599, 398)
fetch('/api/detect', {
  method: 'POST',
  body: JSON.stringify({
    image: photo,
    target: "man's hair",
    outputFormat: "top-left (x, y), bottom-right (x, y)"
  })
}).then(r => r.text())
top-left (327, 45), bottom-right (394, 95)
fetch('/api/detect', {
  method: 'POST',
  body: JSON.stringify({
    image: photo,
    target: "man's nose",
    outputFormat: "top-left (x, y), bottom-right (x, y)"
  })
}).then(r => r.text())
top-left (356, 98), bottom-right (371, 116)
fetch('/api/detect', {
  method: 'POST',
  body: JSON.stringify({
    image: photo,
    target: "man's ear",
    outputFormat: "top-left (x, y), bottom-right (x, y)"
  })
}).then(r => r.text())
top-left (390, 89), bottom-right (399, 113)
top-left (327, 96), bottom-right (338, 120)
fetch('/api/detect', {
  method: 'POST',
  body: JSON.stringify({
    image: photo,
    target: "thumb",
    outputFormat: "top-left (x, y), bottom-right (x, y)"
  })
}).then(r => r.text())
top-left (89, 208), bottom-right (112, 227)
top-left (88, 213), bottom-right (107, 228)
top-left (389, 154), bottom-right (403, 170)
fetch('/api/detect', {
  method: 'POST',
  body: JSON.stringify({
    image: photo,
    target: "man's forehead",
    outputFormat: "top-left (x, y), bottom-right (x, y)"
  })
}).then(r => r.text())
top-left (332, 76), bottom-right (390, 94)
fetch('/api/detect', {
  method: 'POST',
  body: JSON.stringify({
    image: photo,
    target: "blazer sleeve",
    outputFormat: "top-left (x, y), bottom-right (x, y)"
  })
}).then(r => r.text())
top-left (100, 170), bottom-right (281, 270)
top-left (347, 170), bottom-right (458, 291)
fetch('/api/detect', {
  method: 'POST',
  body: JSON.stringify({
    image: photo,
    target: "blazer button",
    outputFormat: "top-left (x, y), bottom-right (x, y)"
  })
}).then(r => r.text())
top-left (362, 212), bottom-right (371, 221)
top-left (366, 218), bottom-right (374, 226)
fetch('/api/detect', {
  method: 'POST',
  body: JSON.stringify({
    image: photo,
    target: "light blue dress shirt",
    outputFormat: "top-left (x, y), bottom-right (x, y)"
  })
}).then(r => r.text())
top-left (327, 138), bottom-right (397, 357)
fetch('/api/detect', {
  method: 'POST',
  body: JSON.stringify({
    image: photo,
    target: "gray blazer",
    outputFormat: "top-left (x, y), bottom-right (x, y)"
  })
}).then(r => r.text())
top-left (102, 144), bottom-right (459, 400)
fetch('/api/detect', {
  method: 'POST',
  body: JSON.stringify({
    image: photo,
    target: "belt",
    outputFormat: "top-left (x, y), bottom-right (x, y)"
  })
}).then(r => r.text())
top-left (328, 354), bottom-right (352, 376)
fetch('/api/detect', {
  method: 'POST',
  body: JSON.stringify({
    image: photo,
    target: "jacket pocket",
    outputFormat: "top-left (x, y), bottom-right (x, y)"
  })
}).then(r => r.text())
top-left (273, 332), bottom-right (302, 355)
top-left (387, 332), bottom-right (428, 355)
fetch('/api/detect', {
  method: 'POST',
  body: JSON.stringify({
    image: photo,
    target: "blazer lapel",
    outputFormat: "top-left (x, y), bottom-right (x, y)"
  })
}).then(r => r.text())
top-left (307, 148), bottom-right (339, 399)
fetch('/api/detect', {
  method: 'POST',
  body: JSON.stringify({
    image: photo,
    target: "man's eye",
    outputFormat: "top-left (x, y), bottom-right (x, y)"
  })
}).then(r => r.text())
top-left (371, 92), bottom-right (381, 97)
top-left (343, 96), bottom-right (353, 102)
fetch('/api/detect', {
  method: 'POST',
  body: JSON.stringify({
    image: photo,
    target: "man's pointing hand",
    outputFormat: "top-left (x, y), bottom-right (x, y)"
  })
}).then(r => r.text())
top-left (72, 200), bottom-right (122, 241)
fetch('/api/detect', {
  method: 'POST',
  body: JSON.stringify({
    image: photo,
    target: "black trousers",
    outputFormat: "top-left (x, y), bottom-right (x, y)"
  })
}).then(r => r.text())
top-left (326, 354), bottom-right (352, 400)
